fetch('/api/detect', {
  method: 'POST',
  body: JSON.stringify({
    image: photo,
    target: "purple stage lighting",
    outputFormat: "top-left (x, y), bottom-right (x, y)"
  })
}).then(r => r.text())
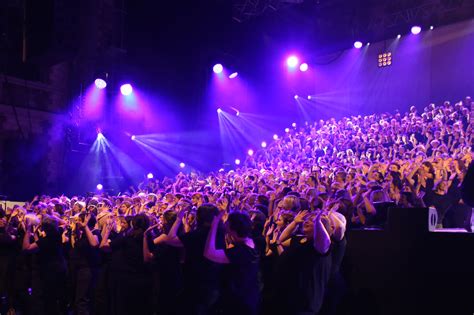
top-left (247, 149), bottom-right (254, 156)
top-left (131, 135), bottom-right (136, 141)
top-left (213, 64), bottom-right (223, 74)
top-left (217, 108), bottom-right (222, 114)
top-left (95, 78), bottom-right (107, 89)
top-left (397, 34), bottom-right (401, 39)
top-left (120, 84), bottom-right (133, 96)
top-left (292, 122), bottom-right (297, 128)
top-left (354, 41), bottom-right (363, 49)
top-left (299, 63), bottom-right (308, 72)
top-left (179, 162), bottom-right (186, 168)
top-left (273, 134), bottom-right (278, 140)
top-left (294, 95), bottom-right (299, 100)
top-left (229, 72), bottom-right (238, 79)
top-left (285, 128), bottom-right (290, 133)
top-left (430, 25), bottom-right (434, 30)
top-left (307, 95), bottom-right (312, 100)
top-left (411, 26), bottom-right (421, 35)
top-left (286, 56), bottom-right (299, 68)
top-left (261, 141), bottom-right (267, 148)
top-left (147, 173), bottom-right (154, 179)
top-left (235, 159), bottom-right (241, 165)
top-left (96, 184), bottom-right (103, 191)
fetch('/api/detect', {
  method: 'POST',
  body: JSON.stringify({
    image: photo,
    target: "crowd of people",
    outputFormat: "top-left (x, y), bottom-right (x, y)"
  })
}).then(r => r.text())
top-left (0, 97), bottom-right (472, 315)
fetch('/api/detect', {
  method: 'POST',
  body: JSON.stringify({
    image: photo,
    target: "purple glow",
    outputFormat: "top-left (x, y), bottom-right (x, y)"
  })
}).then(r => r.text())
top-left (213, 64), bottom-right (223, 74)
top-left (217, 108), bottom-right (222, 114)
top-left (397, 34), bottom-right (401, 39)
top-left (430, 25), bottom-right (434, 30)
top-left (179, 162), bottom-right (185, 168)
top-left (120, 84), bottom-right (133, 96)
top-left (261, 141), bottom-right (267, 148)
top-left (96, 184), bottom-right (103, 190)
top-left (95, 78), bottom-right (107, 89)
top-left (354, 41), bottom-right (363, 49)
top-left (285, 128), bottom-right (290, 133)
top-left (294, 95), bottom-right (299, 100)
top-left (287, 56), bottom-right (299, 68)
top-left (147, 173), bottom-right (153, 179)
top-left (229, 72), bottom-right (238, 79)
top-left (247, 149), bottom-right (254, 156)
top-left (411, 26), bottom-right (422, 35)
top-left (131, 135), bottom-right (136, 141)
top-left (273, 134), bottom-right (278, 140)
top-left (292, 122), bottom-right (296, 128)
top-left (235, 159), bottom-right (241, 165)
top-left (299, 63), bottom-right (308, 72)
top-left (307, 95), bottom-right (312, 100)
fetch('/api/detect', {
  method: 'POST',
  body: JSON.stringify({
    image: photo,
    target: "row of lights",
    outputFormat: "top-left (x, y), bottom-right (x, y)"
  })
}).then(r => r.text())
top-left (94, 78), bottom-right (133, 96)
top-left (353, 25), bottom-right (434, 49)
top-left (287, 56), bottom-right (309, 72)
top-left (213, 63), bottom-right (238, 79)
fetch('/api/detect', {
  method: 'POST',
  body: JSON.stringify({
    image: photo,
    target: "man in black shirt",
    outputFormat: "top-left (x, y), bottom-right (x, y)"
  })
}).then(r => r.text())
top-left (165, 204), bottom-right (225, 315)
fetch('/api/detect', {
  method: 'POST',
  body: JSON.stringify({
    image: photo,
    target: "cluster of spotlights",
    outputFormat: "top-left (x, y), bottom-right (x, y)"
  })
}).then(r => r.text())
top-left (94, 78), bottom-right (133, 96)
top-left (286, 56), bottom-right (309, 72)
top-left (378, 52), bottom-right (392, 67)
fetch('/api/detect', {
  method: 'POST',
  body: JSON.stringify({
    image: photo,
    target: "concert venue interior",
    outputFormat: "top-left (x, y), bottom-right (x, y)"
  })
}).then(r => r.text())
top-left (0, 1), bottom-right (473, 315)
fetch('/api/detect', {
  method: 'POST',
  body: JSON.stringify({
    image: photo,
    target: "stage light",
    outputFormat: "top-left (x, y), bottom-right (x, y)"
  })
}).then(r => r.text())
top-left (294, 95), bottom-right (299, 100)
top-left (411, 26), bottom-right (421, 35)
top-left (120, 84), bottom-right (133, 96)
top-left (179, 162), bottom-right (185, 168)
top-left (97, 132), bottom-right (104, 139)
top-left (131, 135), bottom-right (136, 141)
top-left (299, 63), bottom-right (308, 72)
top-left (235, 159), bottom-right (241, 165)
top-left (378, 52), bottom-right (392, 68)
top-left (96, 184), bottom-right (103, 191)
top-left (147, 173), bottom-right (154, 179)
top-left (261, 141), bottom-right (267, 148)
top-left (287, 56), bottom-right (299, 68)
top-left (229, 72), bottom-right (238, 79)
top-left (285, 128), bottom-right (290, 133)
top-left (273, 134), bottom-right (278, 140)
top-left (354, 41), bottom-right (363, 49)
top-left (95, 78), bottom-right (107, 89)
top-left (213, 64), bottom-right (223, 74)
top-left (236, 111), bottom-right (240, 116)
top-left (247, 149), bottom-right (254, 156)
top-left (397, 34), bottom-right (401, 39)
top-left (367, 42), bottom-right (370, 46)
top-left (217, 108), bottom-right (222, 114)
top-left (307, 95), bottom-right (312, 100)
top-left (430, 25), bottom-right (434, 30)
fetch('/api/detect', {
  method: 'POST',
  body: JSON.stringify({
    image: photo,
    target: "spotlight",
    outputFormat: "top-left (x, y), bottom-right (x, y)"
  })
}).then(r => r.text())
top-left (147, 173), bottom-right (154, 179)
top-left (299, 63), bottom-right (308, 72)
top-left (285, 128), bottom-right (290, 133)
top-left (213, 64), bottom-right (223, 74)
top-left (235, 159), bottom-right (241, 165)
top-left (307, 95), bottom-right (312, 100)
top-left (397, 34), bottom-right (401, 39)
top-left (96, 184), bottom-right (103, 191)
top-left (229, 72), bottom-right (238, 79)
top-left (261, 141), bottom-right (267, 148)
top-left (367, 42), bottom-right (370, 46)
top-left (236, 111), bottom-right (240, 116)
top-left (120, 84), bottom-right (133, 96)
top-left (354, 41), bottom-right (363, 49)
top-left (247, 149), bottom-right (254, 156)
top-left (286, 56), bottom-right (299, 68)
top-left (411, 25), bottom-right (421, 35)
top-left (131, 135), bottom-right (136, 141)
top-left (179, 162), bottom-right (186, 168)
top-left (217, 108), bottom-right (222, 114)
top-left (95, 78), bottom-right (107, 89)
top-left (292, 122), bottom-right (296, 128)
top-left (378, 52), bottom-right (392, 68)
top-left (294, 95), bottom-right (299, 100)
top-left (430, 25), bottom-right (434, 30)
top-left (97, 132), bottom-right (104, 139)
top-left (273, 134), bottom-right (278, 140)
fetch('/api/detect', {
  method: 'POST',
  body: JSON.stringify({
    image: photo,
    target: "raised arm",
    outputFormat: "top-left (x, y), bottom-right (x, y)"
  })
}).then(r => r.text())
top-left (204, 211), bottom-right (229, 264)
top-left (313, 212), bottom-right (331, 255)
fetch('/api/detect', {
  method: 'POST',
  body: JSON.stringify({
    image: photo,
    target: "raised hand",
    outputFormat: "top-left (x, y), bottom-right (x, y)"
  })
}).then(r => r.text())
top-left (294, 210), bottom-right (308, 223)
